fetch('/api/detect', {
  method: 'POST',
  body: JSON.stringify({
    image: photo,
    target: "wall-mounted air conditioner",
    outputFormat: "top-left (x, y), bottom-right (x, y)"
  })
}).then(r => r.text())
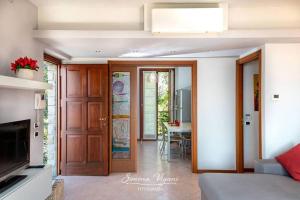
top-left (148, 3), bottom-right (228, 34)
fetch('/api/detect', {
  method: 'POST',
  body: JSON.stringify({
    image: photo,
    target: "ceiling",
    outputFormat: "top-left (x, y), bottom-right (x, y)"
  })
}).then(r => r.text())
top-left (30, 0), bottom-right (300, 59)
top-left (37, 36), bottom-right (300, 59)
top-left (29, 0), bottom-right (299, 7)
top-left (29, 0), bottom-right (217, 7)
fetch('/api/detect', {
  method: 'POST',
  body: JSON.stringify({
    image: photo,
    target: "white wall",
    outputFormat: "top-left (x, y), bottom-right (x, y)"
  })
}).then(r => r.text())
top-left (263, 43), bottom-right (300, 158)
top-left (175, 67), bottom-right (191, 90)
top-left (243, 60), bottom-right (259, 168)
top-left (0, 0), bottom-right (45, 165)
top-left (35, 0), bottom-right (300, 30)
top-left (197, 57), bottom-right (236, 170)
top-left (74, 57), bottom-right (237, 170)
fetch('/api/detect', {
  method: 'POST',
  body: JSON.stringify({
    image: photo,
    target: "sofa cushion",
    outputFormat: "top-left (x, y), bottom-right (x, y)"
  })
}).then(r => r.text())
top-left (199, 173), bottom-right (300, 200)
top-left (276, 144), bottom-right (300, 181)
top-left (254, 159), bottom-right (289, 176)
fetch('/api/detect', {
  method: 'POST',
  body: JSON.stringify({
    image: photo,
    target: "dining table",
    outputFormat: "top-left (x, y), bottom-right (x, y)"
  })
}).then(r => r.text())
top-left (163, 122), bottom-right (192, 161)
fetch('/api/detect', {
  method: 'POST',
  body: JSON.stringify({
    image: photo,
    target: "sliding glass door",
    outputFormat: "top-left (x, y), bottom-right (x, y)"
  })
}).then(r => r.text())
top-left (142, 71), bottom-right (157, 140)
top-left (140, 69), bottom-right (172, 140)
top-left (157, 72), bottom-right (170, 138)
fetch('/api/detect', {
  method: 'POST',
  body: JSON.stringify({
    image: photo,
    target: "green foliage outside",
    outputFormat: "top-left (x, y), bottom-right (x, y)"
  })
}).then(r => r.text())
top-left (157, 72), bottom-right (169, 136)
top-left (43, 62), bottom-right (49, 164)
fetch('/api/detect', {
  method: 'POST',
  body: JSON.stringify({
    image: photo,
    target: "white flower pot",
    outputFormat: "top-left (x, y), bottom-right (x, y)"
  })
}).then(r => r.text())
top-left (16, 69), bottom-right (35, 80)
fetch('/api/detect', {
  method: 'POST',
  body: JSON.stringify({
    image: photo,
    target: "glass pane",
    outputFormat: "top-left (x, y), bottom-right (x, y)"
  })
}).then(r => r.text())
top-left (112, 72), bottom-right (130, 159)
top-left (158, 72), bottom-right (169, 137)
top-left (43, 61), bottom-right (57, 177)
top-left (143, 71), bottom-right (157, 139)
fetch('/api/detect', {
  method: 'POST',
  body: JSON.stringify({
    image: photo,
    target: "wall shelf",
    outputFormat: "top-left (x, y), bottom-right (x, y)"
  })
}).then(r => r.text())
top-left (0, 75), bottom-right (52, 90)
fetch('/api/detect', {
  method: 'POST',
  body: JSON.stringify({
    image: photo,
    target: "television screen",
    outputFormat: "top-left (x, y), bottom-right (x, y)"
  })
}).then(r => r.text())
top-left (0, 120), bottom-right (30, 179)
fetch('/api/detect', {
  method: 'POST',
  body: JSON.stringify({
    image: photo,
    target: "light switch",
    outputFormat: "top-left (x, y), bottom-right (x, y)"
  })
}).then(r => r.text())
top-left (273, 94), bottom-right (280, 101)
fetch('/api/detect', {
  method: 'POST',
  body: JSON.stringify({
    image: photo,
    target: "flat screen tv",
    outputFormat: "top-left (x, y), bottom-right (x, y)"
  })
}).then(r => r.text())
top-left (0, 120), bottom-right (30, 182)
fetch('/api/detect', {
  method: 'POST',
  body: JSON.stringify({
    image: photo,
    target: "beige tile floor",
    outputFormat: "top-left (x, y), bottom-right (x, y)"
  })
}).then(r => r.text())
top-left (62, 141), bottom-right (201, 200)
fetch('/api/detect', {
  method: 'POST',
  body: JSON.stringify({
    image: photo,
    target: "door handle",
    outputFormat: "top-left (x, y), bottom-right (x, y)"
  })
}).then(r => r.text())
top-left (99, 117), bottom-right (107, 127)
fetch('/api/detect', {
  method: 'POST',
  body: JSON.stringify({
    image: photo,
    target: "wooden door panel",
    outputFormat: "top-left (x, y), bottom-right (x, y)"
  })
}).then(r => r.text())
top-left (87, 135), bottom-right (103, 162)
top-left (88, 67), bottom-right (103, 97)
top-left (66, 66), bottom-right (87, 98)
top-left (66, 102), bottom-right (86, 131)
top-left (88, 102), bottom-right (103, 131)
top-left (61, 64), bottom-right (108, 176)
top-left (66, 134), bottom-right (86, 163)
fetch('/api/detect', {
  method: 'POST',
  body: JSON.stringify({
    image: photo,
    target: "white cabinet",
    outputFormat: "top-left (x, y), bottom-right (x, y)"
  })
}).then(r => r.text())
top-left (0, 166), bottom-right (52, 200)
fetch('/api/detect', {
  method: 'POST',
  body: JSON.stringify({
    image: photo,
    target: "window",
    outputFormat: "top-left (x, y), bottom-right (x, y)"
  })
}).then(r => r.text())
top-left (43, 54), bottom-right (60, 177)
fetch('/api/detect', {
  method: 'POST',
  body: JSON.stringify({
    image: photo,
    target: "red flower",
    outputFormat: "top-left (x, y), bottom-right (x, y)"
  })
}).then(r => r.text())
top-left (10, 57), bottom-right (39, 72)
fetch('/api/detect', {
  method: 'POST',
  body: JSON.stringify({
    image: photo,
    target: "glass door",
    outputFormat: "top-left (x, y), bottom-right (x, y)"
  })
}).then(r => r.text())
top-left (157, 72), bottom-right (170, 138)
top-left (110, 65), bottom-right (137, 172)
top-left (140, 69), bottom-right (171, 141)
top-left (142, 71), bottom-right (157, 140)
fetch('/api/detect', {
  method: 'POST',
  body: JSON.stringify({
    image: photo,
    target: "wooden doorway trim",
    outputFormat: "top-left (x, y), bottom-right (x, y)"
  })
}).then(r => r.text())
top-left (139, 68), bottom-right (172, 141)
top-left (236, 50), bottom-right (262, 173)
top-left (108, 60), bottom-right (198, 173)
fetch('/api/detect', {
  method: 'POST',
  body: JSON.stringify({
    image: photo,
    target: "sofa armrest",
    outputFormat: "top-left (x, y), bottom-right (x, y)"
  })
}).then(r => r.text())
top-left (254, 159), bottom-right (289, 176)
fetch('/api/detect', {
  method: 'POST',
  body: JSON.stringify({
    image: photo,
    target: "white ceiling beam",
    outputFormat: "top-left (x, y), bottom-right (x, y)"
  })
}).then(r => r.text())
top-left (44, 47), bottom-right (72, 60)
top-left (33, 29), bottom-right (300, 39)
top-left (62, 57), bottom-right (200, 64)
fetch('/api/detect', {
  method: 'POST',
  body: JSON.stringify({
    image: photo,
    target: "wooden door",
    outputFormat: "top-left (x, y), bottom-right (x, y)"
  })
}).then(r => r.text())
top-left (109, 64), bottom-right (137, 172)
top-left (61, 64), bottom-right (108, 175)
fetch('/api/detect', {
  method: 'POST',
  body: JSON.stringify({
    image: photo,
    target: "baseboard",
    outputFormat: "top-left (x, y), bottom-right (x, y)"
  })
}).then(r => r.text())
top-left (198, 169), bottom-right (237, 173)
top-left (244, 168), bottom-right (254, 172)
top-left (137, 139), bottom-right (157, 141)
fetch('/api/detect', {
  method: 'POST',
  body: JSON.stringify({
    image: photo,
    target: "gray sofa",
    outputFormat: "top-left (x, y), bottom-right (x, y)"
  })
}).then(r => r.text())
top-left (199, 160), bottom-right (300, 200)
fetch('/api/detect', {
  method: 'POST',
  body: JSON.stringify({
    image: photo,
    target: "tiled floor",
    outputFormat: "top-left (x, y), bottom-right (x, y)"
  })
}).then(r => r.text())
top-left (62, 141), bottom-right (201, 200)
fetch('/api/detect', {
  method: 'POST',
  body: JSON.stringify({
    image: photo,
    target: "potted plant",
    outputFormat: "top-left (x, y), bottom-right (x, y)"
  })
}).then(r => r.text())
top-left (11, 56), bottom-right (39, 80)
